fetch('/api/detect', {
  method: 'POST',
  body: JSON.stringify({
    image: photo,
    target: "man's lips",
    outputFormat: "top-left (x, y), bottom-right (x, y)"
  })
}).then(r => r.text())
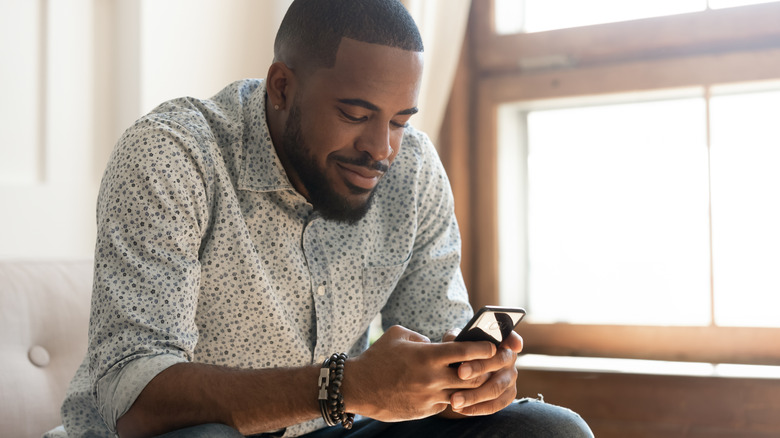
top-left (336, 162), bottom-right (385, 191)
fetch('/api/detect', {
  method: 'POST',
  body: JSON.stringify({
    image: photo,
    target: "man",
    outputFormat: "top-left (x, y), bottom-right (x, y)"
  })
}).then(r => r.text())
top-left (49, 0), bottom-right (593, 437)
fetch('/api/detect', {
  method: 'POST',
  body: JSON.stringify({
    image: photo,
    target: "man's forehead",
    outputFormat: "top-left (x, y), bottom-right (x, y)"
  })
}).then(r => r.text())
top-left (332, 37), bottom-right (424, 68)
top-left (308, 38), bottom-right (423, 108)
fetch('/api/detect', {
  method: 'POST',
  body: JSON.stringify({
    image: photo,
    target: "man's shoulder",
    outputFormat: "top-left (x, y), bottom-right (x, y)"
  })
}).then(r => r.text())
top-left (400, 124), bottom-right (431, 153)
top-left (394, 125), bottom-right (451, 188)
top-left (148, 78), bottom-right (262, 115)
top-left (396, 124), bottom-right (440, 171)
top-left (376, 125), bottom-right (450, 209)
top-left (136, 79), bottom-right (263, 142)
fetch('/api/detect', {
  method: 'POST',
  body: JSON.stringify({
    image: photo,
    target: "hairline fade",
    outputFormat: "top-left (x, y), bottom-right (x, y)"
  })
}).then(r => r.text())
top-left (273, 0), bottom-right (423, 75)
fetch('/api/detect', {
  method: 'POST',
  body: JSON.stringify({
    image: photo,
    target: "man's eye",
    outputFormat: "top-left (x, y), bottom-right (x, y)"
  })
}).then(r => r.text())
top-left (339, 109), bottom-right (367, 122)
top-left (391, 120), bottom-right (409, 129)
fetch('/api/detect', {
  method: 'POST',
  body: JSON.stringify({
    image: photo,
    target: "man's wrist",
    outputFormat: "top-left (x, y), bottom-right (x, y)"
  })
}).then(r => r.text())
top-left (318, 353), bottom-right (355, 429)
top-left (339, 355), bottom-right (373, 419)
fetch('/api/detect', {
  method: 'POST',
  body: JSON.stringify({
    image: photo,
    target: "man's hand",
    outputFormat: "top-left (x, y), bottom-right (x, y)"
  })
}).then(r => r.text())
top-left (342, 325), bottom-right (498, 422)
top-left (441, 327), bottom-right (523, 417)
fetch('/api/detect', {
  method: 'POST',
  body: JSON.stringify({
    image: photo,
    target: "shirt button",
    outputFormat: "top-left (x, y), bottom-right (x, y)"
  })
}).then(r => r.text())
top-left (317, 285), bottom-right (326, 296)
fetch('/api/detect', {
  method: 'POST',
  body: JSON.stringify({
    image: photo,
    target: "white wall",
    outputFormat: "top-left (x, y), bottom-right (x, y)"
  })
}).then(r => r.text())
top-left (138, 0), bottom-right (289, 112)
top-left (0, 0), bottom-right (98, 260)
top-left (0, 0), bottom-right (467, 260)
top-left (0, 0), bottom-right (292, 259)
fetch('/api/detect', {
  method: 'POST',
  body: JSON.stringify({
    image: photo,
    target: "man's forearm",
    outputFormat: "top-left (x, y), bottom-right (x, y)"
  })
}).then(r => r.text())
top-left (115, 362), bottom-right (322, 438)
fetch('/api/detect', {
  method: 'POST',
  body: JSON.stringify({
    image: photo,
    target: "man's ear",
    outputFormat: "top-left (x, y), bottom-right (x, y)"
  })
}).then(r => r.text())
top-left (266, 61), bottom-right (296, 111)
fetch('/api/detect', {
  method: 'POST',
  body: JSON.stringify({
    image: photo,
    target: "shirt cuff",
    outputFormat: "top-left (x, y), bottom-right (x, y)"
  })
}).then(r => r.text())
top-left (95, 354), bottom-right (188, 433)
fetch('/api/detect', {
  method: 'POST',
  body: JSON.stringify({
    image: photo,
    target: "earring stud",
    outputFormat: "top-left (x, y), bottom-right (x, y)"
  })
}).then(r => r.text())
top-left (274, 104), bottom-right (280, 110)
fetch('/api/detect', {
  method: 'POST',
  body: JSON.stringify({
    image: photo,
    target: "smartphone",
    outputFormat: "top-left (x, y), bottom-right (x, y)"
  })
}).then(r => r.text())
top-left (454, 305), bottom-right (526, 346)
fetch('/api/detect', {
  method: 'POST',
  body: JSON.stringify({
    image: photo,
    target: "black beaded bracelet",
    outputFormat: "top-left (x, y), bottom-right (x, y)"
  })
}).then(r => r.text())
top-left (318, 353), bottom-right (355, 429)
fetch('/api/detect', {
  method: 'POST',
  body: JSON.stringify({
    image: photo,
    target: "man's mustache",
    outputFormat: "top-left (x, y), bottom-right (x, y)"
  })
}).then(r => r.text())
top-left (332, 155), bottom-right (389, 173)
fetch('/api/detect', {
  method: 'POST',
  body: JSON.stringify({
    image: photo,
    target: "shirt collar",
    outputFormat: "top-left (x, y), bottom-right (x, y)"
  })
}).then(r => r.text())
top-left (238, 80), bottom-right (296, 193)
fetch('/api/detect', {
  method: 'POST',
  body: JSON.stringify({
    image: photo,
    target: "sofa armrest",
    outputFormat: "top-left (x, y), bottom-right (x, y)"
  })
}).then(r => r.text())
top-left (0, 260), bottom-right (93, 438)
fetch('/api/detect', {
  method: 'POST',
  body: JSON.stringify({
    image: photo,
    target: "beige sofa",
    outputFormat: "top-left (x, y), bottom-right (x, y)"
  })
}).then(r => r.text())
top-left (0, 260), bottom-right (93, 438)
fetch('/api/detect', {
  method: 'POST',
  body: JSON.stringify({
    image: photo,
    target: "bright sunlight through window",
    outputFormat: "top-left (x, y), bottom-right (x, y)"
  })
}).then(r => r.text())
top-left (498, 84), bottom-right (780, 327)
top-left (495, 0), bottom-right (780, 34)
top-left (710, 88), bottom-right (780, 327)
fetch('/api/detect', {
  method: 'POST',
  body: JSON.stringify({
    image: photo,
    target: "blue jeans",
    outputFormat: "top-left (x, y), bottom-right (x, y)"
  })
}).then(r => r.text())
top-left (154, 398), bottom-right (593, 438)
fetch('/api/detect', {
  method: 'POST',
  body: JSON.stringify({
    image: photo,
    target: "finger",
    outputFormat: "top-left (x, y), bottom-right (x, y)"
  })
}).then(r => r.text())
top-left (433, 340), bottom-right (496, 366)
top-left (446, 370), bottom-right (491, 390)
top-left (457, 347), bottom-right (516, 380)
top-left (452, 385), bottom-right (517, 416)
top-left (450, 367), bottom-right (518, 413)
top-left (385, 325), bottom-right (431, 343)
top-left (441, 328), bottom-right (460, 343)
top-left (452, 366), bottom-right (516, 408)
top-left (499, 331), bottom-right (523, 353)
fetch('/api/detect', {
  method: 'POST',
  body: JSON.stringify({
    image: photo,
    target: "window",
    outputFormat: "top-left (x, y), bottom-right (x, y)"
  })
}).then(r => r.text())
top-left (710, 86), bottom-right (780, 327)
top-left (499, 92), bottom-right (710, 326)
top-left (495, 0), bottom-right (705, 34)
top-left (495, 0), bottom-right (779, 34)
top-left (462, 0), bottom-right (780, 365)
top-left (498, 85), bottom-right (780, 329)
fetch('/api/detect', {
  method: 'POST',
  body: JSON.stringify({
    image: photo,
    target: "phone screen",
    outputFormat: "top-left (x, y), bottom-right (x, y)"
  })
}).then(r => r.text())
top-left (454, 306), bottom-right (526, 346)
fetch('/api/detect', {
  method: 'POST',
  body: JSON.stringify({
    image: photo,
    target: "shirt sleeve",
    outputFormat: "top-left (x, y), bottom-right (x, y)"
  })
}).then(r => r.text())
top-left (88, 110), bottom-right (214, 432)
top-left (381, 129), bottom-right (473, 341)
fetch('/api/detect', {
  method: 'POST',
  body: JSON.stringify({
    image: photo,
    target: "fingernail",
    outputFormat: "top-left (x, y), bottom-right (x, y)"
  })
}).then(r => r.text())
top-left (459, 363), bottom-right (472, 380)
top-left (452, 394), bottom-right (465, 409)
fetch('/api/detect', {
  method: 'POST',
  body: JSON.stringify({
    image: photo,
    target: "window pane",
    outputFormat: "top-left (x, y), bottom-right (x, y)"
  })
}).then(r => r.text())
top-left (503, 97), bottom-right (711, 325)
top-left (494, 0), bottom-right (526, 35)
top-left (496, 0), bottom-right (706, 34)
top-left (710, 88), bottom-right (780, 327)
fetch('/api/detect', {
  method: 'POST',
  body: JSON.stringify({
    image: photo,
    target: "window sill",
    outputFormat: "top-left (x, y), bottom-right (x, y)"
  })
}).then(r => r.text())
top-left (514, 354), bottom-right (780, 437)
top-left (516, 354), bottom-right (780, 379)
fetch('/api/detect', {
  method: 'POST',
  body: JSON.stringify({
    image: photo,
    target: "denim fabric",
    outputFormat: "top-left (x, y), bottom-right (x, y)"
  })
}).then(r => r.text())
top-left (154, 423), bottom-right (246, 438)
top-left (158, 399), bottom-right (593, 438)
top-left (297, 399), bottom-right (593, 438)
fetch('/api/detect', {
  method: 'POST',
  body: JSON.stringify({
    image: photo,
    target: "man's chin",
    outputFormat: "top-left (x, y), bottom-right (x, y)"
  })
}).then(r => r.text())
top-left (314, 187), bottom-right (376, 225)
top-left (344, 181), bottom-right (374, 197)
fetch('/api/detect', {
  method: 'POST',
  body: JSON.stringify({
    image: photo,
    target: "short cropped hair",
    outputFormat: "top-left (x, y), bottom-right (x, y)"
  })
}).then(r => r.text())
top-left (274, 0), bottom-right (423, 72)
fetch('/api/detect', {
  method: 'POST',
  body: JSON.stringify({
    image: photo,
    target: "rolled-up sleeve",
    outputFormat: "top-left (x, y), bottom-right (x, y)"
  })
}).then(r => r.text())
top-left (96, 355), bottom-right (187, 431)
top-left (88, 111), bottom-right (214, 431)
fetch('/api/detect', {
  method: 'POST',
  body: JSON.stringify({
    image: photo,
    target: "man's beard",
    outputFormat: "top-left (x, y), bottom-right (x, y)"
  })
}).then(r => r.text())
top-left (281, 103), bottom-right (382, 224)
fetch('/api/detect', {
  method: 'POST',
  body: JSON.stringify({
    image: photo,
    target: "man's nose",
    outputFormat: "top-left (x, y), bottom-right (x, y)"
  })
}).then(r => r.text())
top-left (356, 120), bottom-right (393, 162)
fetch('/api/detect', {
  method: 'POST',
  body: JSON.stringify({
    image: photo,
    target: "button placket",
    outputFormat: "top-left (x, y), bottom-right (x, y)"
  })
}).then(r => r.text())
top-left (304, 217), bottom-right (333, 363)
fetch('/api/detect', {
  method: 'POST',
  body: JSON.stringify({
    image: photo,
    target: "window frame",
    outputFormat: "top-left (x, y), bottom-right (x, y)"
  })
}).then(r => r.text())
top-left (464, 0), bottom-right (780, 365)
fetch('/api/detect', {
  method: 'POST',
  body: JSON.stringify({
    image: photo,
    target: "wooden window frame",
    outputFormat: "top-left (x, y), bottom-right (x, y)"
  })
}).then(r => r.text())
top-left (447, 0), bottom-right (780, 366)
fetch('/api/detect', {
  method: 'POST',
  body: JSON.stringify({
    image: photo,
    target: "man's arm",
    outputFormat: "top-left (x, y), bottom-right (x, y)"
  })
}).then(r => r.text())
top-left (116, 325), bottom-right (499, 437)
top-left (380, 129), bottom-right (473, 340)
top-left (116, 362), bottom-right (321, 438)
top-left (380, 130), bottom-right (523, 419)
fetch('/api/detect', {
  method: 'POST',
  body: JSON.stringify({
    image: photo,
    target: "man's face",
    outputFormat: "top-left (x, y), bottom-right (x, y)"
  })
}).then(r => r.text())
top-left (279, 38), bottom-right (423, 223)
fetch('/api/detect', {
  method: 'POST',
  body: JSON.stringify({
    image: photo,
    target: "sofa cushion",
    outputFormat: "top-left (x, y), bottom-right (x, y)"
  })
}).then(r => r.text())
top-left (0, 260), bottom-right (93, 438)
